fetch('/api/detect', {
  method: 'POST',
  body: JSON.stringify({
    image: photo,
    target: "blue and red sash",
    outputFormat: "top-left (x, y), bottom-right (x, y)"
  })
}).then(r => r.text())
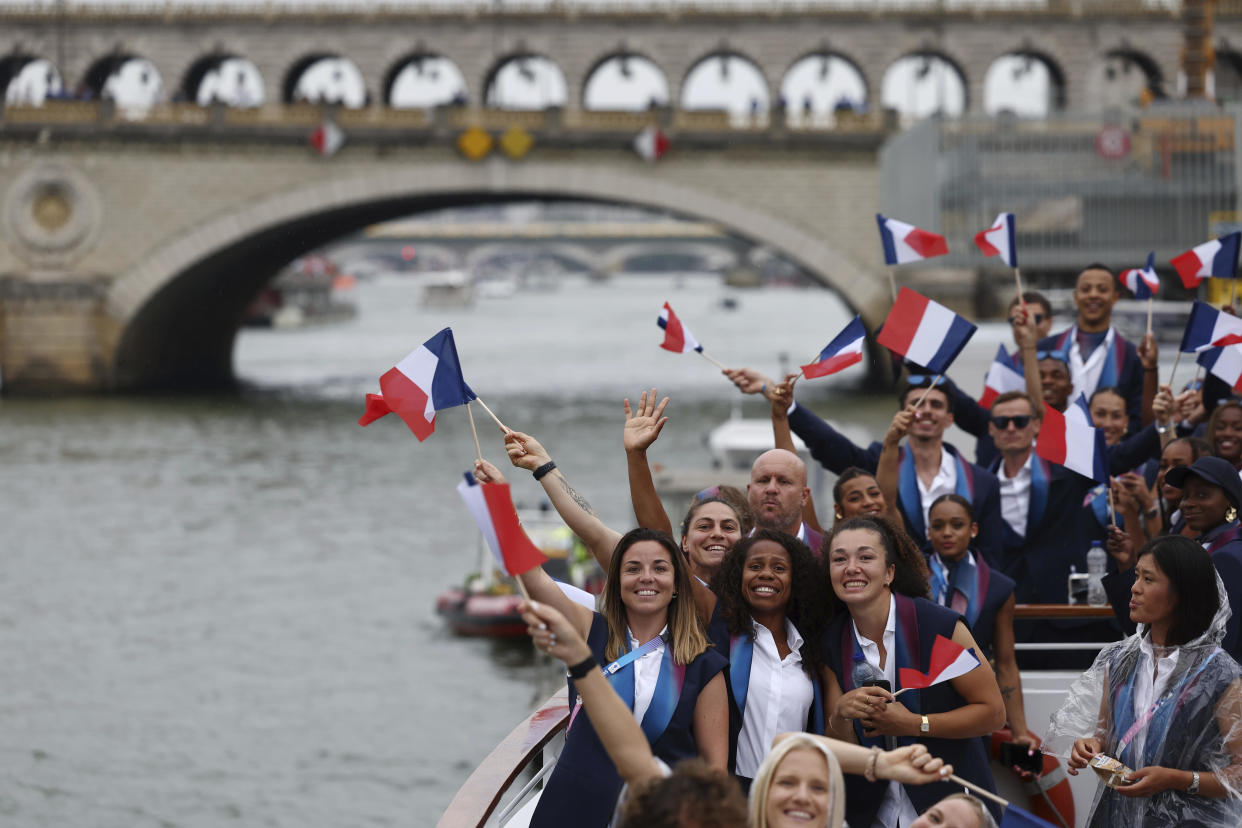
top-left (607, 637), bottom-right (685, 744)
top-left (1111, 651), bottom-right (1218, 768)
top-left (929, 552), bottom-right (989, 628)
top-left (1200, 521), bottom-right (1242, 556)
top-left (898, 447), bottom-right (975, 540)
top-left (729, 629), bottom-right (824, 735)
top-left (838, 595), bottom-right (923, 747)
top-left (1052, 326), bottom-right (1126, 393)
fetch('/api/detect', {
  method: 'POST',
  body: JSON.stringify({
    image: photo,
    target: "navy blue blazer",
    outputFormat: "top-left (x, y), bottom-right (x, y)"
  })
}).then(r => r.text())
top-left (925, 551), bottom-right (1016, 660)
top-left (1037, 327), bottom-right (1143, 434)
top-left (822, 596), bottom-right (1000, 828)
top-left (788, 404), bottom-right (1004, 563)
top-left (530, 614), bottom-right (728, 828)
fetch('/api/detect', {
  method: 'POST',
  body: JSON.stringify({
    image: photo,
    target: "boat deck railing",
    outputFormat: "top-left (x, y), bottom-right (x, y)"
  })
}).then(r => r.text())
top-left (437, 605), bottom-right (1118, 826)
top-left (437, 688), bottom-right (570, 828)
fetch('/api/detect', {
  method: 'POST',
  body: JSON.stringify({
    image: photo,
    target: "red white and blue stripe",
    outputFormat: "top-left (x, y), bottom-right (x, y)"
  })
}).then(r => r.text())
top-left (1172, 232), bottom-right (1241, 288)
top-left (876, 287), bottom-right (977, 375)
top-left (455, 473), bottom-right (549, 576)
top-left (1198, 344), bottom-right (1242, 393)
top-left (801, 315), bottom-right (866, 379)
top-left (876, 214), bottom-right (949, 265)
top-left (657, 302), bottom-right (703, 354)
top-left (1119, 252), bottom-right (1160, 300)
top-left (1035, 395), bottom-right (1107, 483)
top-left (979, 344), bottom-right (1026, 408)
top-left (358, 327), bottom-right (476, 441)
top-left (973, 212), bottom-right (1017, 268)
top-left (1179, 300), bottom-right (1242, 352)
top-left (898, 634), bottom-right (981, 690)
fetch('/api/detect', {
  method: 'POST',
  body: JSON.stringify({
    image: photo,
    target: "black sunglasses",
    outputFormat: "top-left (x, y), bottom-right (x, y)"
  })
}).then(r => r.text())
top-left (990, 415), bottom-right (1032, 430)
top-left (1007, 313), bottom-right (1046, 325)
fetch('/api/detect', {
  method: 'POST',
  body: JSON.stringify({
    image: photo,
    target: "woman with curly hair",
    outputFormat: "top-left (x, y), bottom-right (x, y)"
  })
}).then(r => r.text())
top-left (706, 530), bottom-right (832, 791)
top-left (821, 515), bottom-right (1005, 828)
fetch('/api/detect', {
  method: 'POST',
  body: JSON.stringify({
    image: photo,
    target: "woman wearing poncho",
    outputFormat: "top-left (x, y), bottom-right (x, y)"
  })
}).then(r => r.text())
top-left (1045, 535), bottom-right (1242, 827)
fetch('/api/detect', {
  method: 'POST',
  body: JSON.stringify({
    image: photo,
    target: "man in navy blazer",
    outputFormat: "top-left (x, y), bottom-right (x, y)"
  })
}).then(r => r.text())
top-left (724, 369), bottom-right (1003, 562)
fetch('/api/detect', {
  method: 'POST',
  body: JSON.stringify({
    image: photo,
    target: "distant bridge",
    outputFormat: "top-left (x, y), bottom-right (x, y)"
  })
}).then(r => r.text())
top-left (0, 103), bottom-right (891, 392)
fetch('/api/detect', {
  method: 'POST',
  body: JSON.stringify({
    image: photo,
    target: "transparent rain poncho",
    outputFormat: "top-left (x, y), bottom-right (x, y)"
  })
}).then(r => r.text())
top-left (1044, 572), bottom-right (1242, 827)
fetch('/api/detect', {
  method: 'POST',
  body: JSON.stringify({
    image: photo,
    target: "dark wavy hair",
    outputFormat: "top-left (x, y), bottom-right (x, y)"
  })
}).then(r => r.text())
top-left (1137, 535), bottom-right (1220, 646)
top-left (709, 529), bottom-right (829, 678)
top-left (821, 515), bottom-right (929, 616)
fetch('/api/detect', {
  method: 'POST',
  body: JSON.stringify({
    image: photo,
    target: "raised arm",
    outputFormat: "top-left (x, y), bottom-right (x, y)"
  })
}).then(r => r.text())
top-left (771, 374), bottom-right (824, 535)
top-left (502, 430), bottom-right (624, 571)
top-left (771, 732), bottom-right (951, 785)
top-left (876, 407), bottom-right (912, 527)
top-left (1138, 333), bottom-right (1159, 429)
top-left (623, 389), bottom-right (674, 537)
top-left (1011, 305), bottom-right (1043, 405)
top-left (473, 459), bottom-right (595, 639)
top-left (521, 599), bottom-right (665, 786)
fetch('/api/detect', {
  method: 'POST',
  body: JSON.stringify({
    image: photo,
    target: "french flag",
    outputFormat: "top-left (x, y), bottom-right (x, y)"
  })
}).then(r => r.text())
top-left (1119, 252), bottom-right (1160, 300)
top-left (1179, 301), bottom-right (1242, 352)
top-left (801, 315), bottom-right (866, 379)
top-left (456, 474), bottom-right (548, 576)
top-left (358, 327), bottom-right (476, 441)
top-left (1035, 395), bottom-right (1107, 483)
top-left (1172, 232), bottom-right (1241, 288)
top-left (1199, 345), bottom-right (1242, 393)
top-left (979, 345), bottom-right (1025, 408)
top-left (657, 302), bottom-right (703, 354)
top-left (974, 212), bottom-right (1017, 268)
top-left (898, 635), bottom-right (981, 690)
top-left (875, 287), bottom-right (977, 375)
top-left (876, 214), bottom-right (949, 265)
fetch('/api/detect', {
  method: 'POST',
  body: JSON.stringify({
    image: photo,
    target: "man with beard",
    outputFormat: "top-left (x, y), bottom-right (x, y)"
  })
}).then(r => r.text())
top-left (747, 448), bottom-right (823, 556)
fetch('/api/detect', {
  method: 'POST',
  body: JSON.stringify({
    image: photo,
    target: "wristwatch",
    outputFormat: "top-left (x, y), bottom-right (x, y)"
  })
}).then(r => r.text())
top-left (1187, 771), bottom-right (1201, 795)
top-left (920, 715), bottom-right (930, 734)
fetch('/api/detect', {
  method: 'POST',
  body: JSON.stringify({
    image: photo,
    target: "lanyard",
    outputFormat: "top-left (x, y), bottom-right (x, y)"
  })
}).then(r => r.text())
top-left (603, 635), bottom-right (664, 675)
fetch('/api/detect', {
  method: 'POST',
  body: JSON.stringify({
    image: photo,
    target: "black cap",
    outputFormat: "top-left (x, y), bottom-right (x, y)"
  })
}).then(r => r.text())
top-left (1165, 456), bottom-right (1242, 510)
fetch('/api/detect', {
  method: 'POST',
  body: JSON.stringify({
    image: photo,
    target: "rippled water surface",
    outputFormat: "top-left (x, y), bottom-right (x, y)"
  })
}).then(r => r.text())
top-left (2, 275), bottom-right (1010, 827)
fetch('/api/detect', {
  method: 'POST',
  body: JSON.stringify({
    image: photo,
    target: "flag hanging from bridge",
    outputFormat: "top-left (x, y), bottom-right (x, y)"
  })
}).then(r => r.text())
top-left (309, 120), bottom-right (345, 157)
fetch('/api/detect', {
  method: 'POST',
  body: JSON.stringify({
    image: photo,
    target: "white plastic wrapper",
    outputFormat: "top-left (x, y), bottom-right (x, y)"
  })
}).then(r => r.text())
top-left (1044, 572), bottom-right (1242, 827)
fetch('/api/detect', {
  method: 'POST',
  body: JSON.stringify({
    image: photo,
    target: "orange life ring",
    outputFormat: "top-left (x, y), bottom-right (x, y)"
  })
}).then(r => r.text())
top-left (990, 728), bottom-right (1075, 828)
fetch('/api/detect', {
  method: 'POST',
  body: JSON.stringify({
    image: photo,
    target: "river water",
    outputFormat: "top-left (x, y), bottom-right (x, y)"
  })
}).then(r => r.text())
top-left (2, 274), bottom-right (1014, 827)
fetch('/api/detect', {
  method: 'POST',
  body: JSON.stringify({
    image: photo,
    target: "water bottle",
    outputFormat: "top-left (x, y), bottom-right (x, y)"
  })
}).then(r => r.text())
top-left (1087, 540), bottom-right (1108, 607)
top-left (1067, 565), bottom-right (1089, 605)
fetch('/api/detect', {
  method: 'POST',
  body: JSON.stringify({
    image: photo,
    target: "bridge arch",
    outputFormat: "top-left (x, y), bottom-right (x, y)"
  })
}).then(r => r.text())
top-left (182, 53), bottom-right (265, 107)
top-left (282, 53), bottom-right (367, 107)
top-left (106, 165), bottom-right (886, 390)
top-left (982, 49), bottom-right (1067, 116)
top-left (681, 50), bottom-right (770, 114)
top-left (881, 50), bottom-right (968, 120)
top-left (582, 51), bottom-right (669, 111)
top-left (483, 53), bottom-right (568, 110)
top-left (383, 52), bottom-right (468, 108)
top-left (0, 53), bottom-right (62, 105)
top-left (779, 50), bottom-right (868, 120)
top-left (83, 52), bottom-right (163, 108)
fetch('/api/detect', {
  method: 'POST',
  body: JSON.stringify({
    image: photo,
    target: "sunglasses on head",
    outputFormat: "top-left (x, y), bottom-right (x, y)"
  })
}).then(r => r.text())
top-left (1036, 349), bottom-right (1069, 363)
top-left (1008, 313), bottom-right (1046, 325)
top-left (990, 414), bottom-right (1032, 430)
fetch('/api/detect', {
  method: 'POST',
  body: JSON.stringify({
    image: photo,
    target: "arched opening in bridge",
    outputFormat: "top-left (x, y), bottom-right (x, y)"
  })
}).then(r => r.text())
top-left (779, 52), bottom-right (867, 125)
top-left (483, 54), bottom-right (567, 110)
top-left (385, 53), bottom-right (467, 108)
top-left (112, 195), bottom-right (858, 392)
top-left (582, 52), bottom-right (669, 111)
top-left (1085, 49), bottom-right (1164, 110)
top-left (0, 54), bottom-right (62, 105)
top-left (283, 54), bottom-right (367, 108)
top-left (83, 53), bottom-right (162, 109)
top-left (983, 52), bottom-right (1066, 117)
top-left (182, 54), bottom-right (265, 107)
top-left (681, 52), bottom-right (769, 116)
top-left (881, 52), bottom-right (966, 121)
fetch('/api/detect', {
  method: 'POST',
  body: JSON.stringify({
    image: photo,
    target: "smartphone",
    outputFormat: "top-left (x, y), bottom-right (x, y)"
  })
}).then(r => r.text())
top-left (861, 678), bottom-right (891, 693)
top-left (999, 741), bottom-right (1043, 774)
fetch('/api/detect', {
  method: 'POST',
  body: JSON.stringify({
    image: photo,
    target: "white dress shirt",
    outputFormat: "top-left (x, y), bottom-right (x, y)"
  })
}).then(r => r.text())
top-left (998, 454), bottom-right (1034, 538)
top-left (916, 449), bottom-right (958, 534)
top-left (735, 617), bottom-right (814, 778)
top-left (1130, 635), bottom-right (1180, 766)
top-left (1067, 325), bottom-right (1116, 403)
top-left (854, 594), bottom-right (920, 828)
top-left (627, 625), bottom-right (668, 726)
